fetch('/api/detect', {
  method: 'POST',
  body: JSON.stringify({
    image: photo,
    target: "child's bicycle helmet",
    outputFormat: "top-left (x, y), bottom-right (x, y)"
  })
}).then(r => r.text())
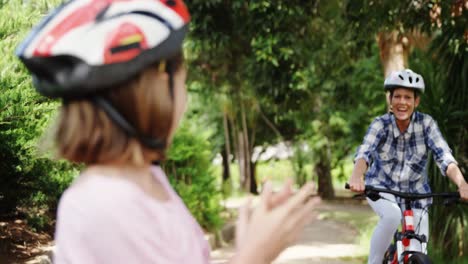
top-left (384, 69), bottom-right (425, 93)
top-left (16, 0), bottom-right (190, 149)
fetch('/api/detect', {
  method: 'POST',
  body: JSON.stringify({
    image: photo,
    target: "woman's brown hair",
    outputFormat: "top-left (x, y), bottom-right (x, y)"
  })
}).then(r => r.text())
top-left (55, 55), bottom-right (183, 165)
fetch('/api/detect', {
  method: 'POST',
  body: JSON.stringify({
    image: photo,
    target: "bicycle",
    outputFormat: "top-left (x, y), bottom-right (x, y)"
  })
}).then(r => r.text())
top-left (345, 183), bottom-right (462, 264)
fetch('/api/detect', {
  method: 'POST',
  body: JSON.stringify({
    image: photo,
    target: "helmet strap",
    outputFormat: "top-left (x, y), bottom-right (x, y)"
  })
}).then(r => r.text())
top-left (91, 96), bottom-right (166, 150)
top-left (165, 59), bottom-right (175, 100)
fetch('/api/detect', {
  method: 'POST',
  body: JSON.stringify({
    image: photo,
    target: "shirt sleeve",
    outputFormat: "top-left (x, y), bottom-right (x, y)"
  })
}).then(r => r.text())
top-left (354, 117), bottom-right (385, 165)
top-left (424, 116), bottom-right (457, 176)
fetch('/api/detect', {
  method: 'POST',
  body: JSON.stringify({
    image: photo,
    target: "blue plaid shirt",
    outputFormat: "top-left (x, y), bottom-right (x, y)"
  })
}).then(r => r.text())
top-left (355, 112), bottom-right (457, 208)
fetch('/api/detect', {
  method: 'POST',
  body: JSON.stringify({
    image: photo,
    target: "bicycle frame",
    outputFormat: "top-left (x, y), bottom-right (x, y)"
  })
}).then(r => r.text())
top-left (389, 198), bottom-right (428, 264)
top-left (345, 183), bottom-right (460, 264)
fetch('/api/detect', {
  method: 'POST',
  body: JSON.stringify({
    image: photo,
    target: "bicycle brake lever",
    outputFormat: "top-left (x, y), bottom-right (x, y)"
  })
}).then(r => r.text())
top-left (366, 190), bottom-right (381, 201)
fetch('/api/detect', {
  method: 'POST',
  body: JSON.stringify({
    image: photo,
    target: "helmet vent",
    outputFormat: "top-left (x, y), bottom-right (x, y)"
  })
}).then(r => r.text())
top-left (166, 0), bottom-right (176, 6)
top-left (384, 69), bottom-right (425, 93)
top-left (95, 4), bottom-right (110, 21)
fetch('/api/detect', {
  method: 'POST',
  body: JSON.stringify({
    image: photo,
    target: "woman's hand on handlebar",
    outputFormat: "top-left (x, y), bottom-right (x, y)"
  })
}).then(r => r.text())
top-left (348, 175), bottom-right (365, 193)
top-left (348, 158), bottom-right (367, 193)
top-left (459, 182), bottom-right (468, 201)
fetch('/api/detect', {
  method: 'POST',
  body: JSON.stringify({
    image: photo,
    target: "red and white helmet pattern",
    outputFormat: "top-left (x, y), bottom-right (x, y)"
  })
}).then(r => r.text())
top-left (17, 0), bottom-right (190, 98)
top-left (103, 22), bottom-right (150, 64)
top-left (384, 69), bottom-right (425, 93)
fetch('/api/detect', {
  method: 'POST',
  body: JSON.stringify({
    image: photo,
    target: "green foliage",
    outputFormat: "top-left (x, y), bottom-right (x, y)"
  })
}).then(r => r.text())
top-left (345, 0), bottom-right (433, 36)
top-left (291, 142), bottom-right (310, 186)
top-left (187, 1), bottom-right (322, 147)
top-left (0, 0), bottom-right (76, 225)
top-left (187, 1), bottom-right (387, 196)
top-left (164, 121), bottom-right (223, 231)
top-left (303, 5), bottom-right (385, 183)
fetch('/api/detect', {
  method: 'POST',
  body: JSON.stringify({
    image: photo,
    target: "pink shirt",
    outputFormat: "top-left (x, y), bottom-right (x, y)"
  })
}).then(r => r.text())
top-left (54, 166), bottom-right (211, 264)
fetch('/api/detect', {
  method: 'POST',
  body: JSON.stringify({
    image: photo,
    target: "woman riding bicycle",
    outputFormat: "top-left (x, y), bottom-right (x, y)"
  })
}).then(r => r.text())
top-left (347, 69), bottom-right (468, 264)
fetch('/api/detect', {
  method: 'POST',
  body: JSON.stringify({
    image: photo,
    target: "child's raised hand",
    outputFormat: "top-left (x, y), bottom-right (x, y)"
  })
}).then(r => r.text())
top-left (233, 181), bottom-right (320, 264)
top-left (265, 178), bottom-right (294, 209)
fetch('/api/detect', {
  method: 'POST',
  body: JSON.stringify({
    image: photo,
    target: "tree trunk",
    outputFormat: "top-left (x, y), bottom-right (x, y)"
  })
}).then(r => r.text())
top-left (248, 112), bottom-right (258, 194)
top-left (377, 31), bottom-right (410, 110)
top-left (239, 100), bottom-right (252, 192)
top-left (249, 161), bottom-right (258, 194)
top-left (222, 112), bottom-right (232, 183)
top-left (221, 146), bottom-right (230, 182)
top-left (377, 31), bottom-right (410, 78)
top-left (314, 145), bottom-right (335, 200)
top-left (315, 158), bottom-right (335, 199)
top-left (238, 131), bottom-right (247, 190)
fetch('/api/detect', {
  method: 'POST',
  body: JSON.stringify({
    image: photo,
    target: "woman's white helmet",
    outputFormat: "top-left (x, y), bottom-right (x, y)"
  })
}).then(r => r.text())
top-left (384, 69), bottom-right (425, 93)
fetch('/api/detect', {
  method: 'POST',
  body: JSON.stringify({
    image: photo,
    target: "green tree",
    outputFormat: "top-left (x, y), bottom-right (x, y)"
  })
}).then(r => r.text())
top-left (295, 0), bottom-right (385, 198)
top-left (187, 0), bottom-right (390, 199)
top-left (164, 121), bottom-right (223, 231)
top-left (187, 0), bottom-right (320, 193)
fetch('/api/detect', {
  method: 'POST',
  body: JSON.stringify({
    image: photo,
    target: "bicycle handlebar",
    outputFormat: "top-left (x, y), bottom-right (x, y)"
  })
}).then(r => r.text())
top-left (345, 183), bottom-right (460, 201)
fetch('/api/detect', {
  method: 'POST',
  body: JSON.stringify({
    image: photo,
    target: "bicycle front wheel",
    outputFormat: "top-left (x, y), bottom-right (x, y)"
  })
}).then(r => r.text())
top-left (407, 252), bottom-right (431, 264)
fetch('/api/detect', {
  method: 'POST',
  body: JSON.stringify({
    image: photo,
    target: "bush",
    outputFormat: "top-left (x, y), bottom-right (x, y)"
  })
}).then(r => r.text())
top-left (163, 121), bottom-right (223, 232)
top-left (0, 0), bottom-right (77, 228)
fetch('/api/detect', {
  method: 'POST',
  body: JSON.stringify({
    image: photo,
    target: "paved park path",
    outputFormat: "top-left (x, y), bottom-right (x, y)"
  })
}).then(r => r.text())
top-left (211, 199), bottom-right (373, 264)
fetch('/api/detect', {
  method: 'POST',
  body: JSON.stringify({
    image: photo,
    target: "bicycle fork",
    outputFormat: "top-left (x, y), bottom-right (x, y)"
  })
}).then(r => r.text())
top-left (395, 209), bottom-right (428, 263)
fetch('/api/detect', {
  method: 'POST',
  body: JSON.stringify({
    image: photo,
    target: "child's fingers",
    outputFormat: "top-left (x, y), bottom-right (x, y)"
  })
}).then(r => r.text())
top-left (268, 179), bottom-right (293, 209)
top-left (236, 197), bottom-right (252, 249)
top-left (260, 181), bottom-right (273, 205)
top-left (284, 182), bottom-right (315, 212)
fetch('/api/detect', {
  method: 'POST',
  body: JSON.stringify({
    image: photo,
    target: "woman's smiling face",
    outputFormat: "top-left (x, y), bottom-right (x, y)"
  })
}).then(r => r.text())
top-left (390, 88), bottom-right (420, 123)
